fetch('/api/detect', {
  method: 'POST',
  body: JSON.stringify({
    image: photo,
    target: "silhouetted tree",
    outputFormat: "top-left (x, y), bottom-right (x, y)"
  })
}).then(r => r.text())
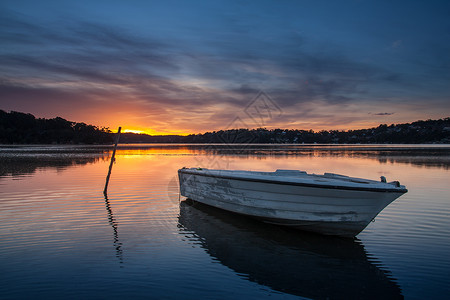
top-left (0, 110), bottom-right (113, 144)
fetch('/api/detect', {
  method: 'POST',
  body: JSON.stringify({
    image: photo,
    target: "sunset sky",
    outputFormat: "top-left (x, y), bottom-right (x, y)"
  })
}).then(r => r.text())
top-left (1, 0), bottom-right (449, 135)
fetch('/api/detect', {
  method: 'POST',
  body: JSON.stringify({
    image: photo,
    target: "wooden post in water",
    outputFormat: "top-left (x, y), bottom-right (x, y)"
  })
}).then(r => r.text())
top-left (104, 127), bottom-right (121, 196)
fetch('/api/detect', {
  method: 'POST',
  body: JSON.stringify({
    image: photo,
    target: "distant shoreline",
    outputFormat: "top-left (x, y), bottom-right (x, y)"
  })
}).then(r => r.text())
top-left (2, 143), bottom-right (450, 149)
top-left (1, 110), bottom-right (449, 145)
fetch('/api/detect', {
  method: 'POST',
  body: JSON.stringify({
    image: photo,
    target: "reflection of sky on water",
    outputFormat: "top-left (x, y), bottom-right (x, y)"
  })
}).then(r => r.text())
top-left (116, 144), bottom-right (450, 170)
top-left (0, 144), bottom-right (449, 299)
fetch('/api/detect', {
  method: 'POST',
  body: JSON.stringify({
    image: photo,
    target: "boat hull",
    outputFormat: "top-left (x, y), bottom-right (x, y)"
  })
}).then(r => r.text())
top-left (178, 169), bottom-right (405, 237)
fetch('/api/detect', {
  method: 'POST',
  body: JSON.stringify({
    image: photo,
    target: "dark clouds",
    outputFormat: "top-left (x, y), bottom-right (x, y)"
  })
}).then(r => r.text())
top-left (0, 1), bottom-right (449, 132)
top-left (372, 113), bottom-right (395, 116)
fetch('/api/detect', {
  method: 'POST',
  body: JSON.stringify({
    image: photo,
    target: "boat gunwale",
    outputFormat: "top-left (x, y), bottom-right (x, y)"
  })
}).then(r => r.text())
top-left (178, 169), bottom-right (408, 193)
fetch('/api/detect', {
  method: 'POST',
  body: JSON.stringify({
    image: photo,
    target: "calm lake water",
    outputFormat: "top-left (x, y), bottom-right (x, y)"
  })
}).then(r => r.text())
top-left (1, 144), bottom-right (449, 299)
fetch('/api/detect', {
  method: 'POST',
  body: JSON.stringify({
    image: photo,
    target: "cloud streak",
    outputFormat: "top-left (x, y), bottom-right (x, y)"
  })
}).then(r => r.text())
top-left (371, 112), bottom-right (395, 116)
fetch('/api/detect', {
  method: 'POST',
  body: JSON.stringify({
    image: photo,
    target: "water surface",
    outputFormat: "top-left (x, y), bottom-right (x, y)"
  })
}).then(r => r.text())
top-left (1, 144), bottom-right (449, 299)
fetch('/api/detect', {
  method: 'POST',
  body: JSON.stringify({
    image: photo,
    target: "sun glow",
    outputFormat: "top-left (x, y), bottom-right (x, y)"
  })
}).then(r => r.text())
top-left (122, 129), bottom-right (147, 134)
top-left (121, 128), bottom-right (190, 136)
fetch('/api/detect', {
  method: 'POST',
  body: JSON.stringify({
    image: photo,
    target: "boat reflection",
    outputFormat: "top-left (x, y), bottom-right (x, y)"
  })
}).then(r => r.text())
top-left (178, 200), bottom-right (403, 299)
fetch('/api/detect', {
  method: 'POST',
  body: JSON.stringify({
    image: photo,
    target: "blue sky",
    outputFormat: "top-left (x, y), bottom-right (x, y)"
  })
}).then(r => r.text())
top-left (1, 0), bottom-right (449, 134)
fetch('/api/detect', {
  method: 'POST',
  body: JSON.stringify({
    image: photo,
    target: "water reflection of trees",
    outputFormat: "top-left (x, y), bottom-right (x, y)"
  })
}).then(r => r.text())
top-left (1, 145), bottom-right (448, 174)
top-left (0, 154), bottom-right (108, 177)
top-left (178, 200), bottom-right (403, 299)
top-left (111, 144), bottom-right (450, 169)
top-left (186, 146), bottom-right (450, 170)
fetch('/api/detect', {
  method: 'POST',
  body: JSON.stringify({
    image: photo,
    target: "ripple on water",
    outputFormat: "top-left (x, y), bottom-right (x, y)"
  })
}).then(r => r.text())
top-left (1, 146), bottom-right (450, 299)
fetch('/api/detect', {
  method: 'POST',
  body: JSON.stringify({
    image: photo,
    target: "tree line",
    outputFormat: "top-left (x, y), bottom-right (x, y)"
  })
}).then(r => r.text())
top-left (1, 110), bottom-right (449, 144)
top-left (0, 110), bottom-right (112, 144)
top-left (120, 117), bottom-right (450, 144)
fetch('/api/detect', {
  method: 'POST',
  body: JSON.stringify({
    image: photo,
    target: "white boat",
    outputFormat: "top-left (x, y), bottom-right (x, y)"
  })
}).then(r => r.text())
top-left (178, 168), bottom-right (407, 237)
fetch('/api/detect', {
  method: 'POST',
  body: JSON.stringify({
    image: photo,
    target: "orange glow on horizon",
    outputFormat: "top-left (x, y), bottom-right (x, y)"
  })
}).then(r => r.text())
top-left (69, 105), bottom-right (441, 136)
top-left (120, 127), bottom-right (190, 136)
top-left (115, 120), bottom-right (411, 136)
top-left (122, 129), bottom-right (146, 134)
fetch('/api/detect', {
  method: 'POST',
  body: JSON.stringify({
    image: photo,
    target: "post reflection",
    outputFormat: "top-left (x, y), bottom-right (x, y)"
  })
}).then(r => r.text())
top-left (104, 194), bottom-right (123, 265)
top-left (178, 200), bottom-right (403, 299)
